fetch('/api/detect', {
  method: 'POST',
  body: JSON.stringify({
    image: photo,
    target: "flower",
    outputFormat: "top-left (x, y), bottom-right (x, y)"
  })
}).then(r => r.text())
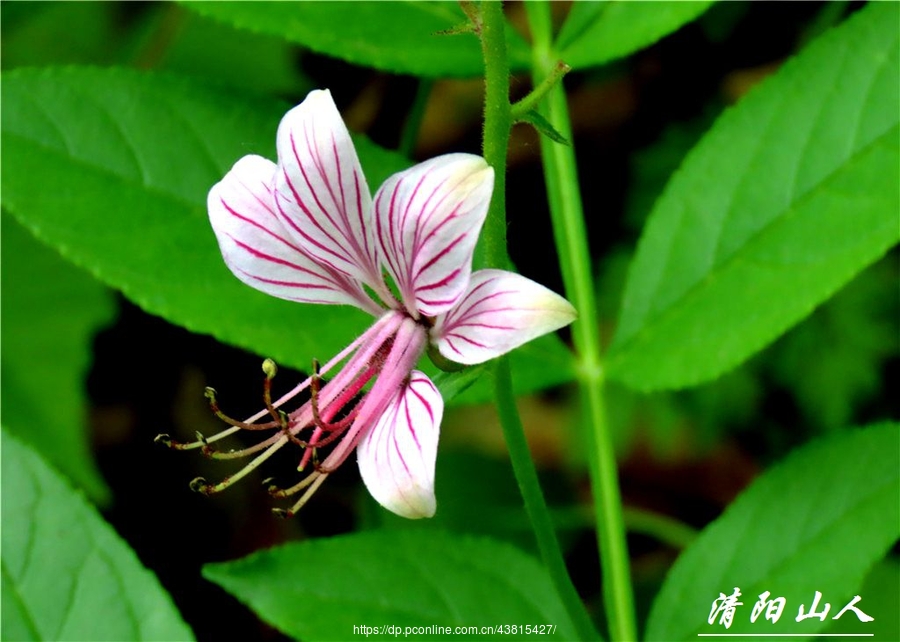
top-left (161, 89), bottom-right (576, 519)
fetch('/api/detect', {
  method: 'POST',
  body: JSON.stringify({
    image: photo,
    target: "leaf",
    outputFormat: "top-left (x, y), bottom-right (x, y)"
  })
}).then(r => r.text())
top-left (179, 1), bottom-right (532, 78)
top-left (607, 3), bottom-right (900, 390)
top-left (556, 1), bottom-right (716, 69)
top-left (824, 558), bottom-right (900, 640)
top-left (517, 109), bottom-right (570, 145)
top-left (645, 422), bottom-right (900, 640)
top-left (0, 66), bottom-right (403, 373)
top-left (370, 451), bottom-right (586, 555)
top-left (0, 427), bottom-right (194, 641)
top-left (1, 66), bottom-right (576, 402)
top-left (204, 530), bottom-right (579, 641)
top-left (0, 2), bottom-right (125, 68)
top-left (768, 257), bottom-right (899, 431)
top-left (152, 4), bottom-right (314, 97)
top-left (1, 213), bottom-right (115, 503)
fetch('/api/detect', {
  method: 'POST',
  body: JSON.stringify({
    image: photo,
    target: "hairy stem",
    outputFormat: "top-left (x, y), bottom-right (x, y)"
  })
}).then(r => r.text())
top-left (478, 0), bottom-right (511, 270)
top-left (478, 3), bottom-right (597, 639)
top-left (524, 2), bottom-right (637, 640)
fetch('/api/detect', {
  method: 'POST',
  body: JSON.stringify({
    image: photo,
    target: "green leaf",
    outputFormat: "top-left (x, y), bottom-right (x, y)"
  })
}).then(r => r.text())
top-left (152, 4), bottom-right (314, 97)
top-left (0, 66), bottom-right (405, 373)
top-left (0, 2), bottom-right (125, 69)
top-left (768, 257), bottom-right (899, 431)
top-left (204, 530), bottom-right (579, 640)
top-left (556, 1), bottom-right (716, 69)
top-left (369, 451), bottom-right (587, 555)
top-left (1, 427), bottom-right (193, 641)
top-left (517, 109), bottom-right (570, 145)
top-left (646, 422), bottom-right (900, 640)
top-left (179, 1), bottom-right (532, 78)
top-left (607, 3), bottom-right (900, 390)
top-left (1, 213), bottom-right (115, 503)
top-left (824, 558), bottom-right (900, 640)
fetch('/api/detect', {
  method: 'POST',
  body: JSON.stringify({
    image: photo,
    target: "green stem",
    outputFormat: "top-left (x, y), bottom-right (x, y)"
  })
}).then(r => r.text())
top-left (492, 362), bottom-right (597, 640)
top-left (623, 507), bottom-right (698, 550)
top-left (524, 3), bottom-right (637, 641)
top-left (478, 0), bottom-right (511, 270)
top-left (478, 3), bottom-right (597, 640)
top-left (510, 61), bottom-right (571, 121)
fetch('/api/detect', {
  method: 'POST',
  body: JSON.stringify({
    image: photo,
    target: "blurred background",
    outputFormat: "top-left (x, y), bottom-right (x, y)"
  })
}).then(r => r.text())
top-left (2, 2), bottom-right (897, 640)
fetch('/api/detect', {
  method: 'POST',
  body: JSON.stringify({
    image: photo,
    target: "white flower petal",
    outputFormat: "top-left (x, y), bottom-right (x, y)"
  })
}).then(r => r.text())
top-left (208, 155), bottom-right (380, 314)
top-left (374, 154), bottom-right (494, 318)
top-left (357, 370), bottom-right (443, 519)
top-left (272, 89), bottom-right (384, 292)
top-left (431, 269), bottom-right (577, 365)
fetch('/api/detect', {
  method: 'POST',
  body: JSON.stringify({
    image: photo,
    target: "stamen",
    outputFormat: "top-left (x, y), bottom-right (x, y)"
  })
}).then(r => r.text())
top-left (256, 311), bottom-right (402, 423)
top-left (284, 473), bottom-right (330, 514)
top-left (206, 387), bottom-right (279, 431)
top-left (200, 430), bottom-right (285, 460)
top-left (278, 409), bottom-right (310, 449)
top-left (310, 358), bottom-right (324, 424)
top-left (153, 426), bottom-right (242, 451)
top-left (262, 358), bottom-right (283, 428)
top-left (267, 470), bottom-right (322, 498)
top-left (187, 434), bottom-right (290, 495)
top-left (189, 476), bottom-right (213, 494)
top-left (165, 311), bottom-right (413, 516)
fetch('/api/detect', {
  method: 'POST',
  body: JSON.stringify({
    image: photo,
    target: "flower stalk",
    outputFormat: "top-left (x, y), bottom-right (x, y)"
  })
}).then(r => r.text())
top-left (478, 3), bottom-right (598, 639)
top-left (525, 2), bottom-right (637, 640)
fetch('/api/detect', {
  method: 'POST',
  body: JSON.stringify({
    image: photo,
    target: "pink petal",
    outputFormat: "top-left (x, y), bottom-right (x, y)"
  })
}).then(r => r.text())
top-left (431, 269), bottom-right (577, 365)
top-left (208, 155), bottom-right (381, 314)
top-left (356, 370), bottom-right (443, 519)
top-left (272, 89), bottom-right (385, 296)
top-left (374, 154), bottom-right (494, 318)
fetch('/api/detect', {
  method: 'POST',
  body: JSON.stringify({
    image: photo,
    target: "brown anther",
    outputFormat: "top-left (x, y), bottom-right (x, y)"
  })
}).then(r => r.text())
top-left (277, 410), bottom-right (310, 450)
top-left (189, 477), bottom-right (210, 494)
top-left (263, 478), bottom-right (284, 496)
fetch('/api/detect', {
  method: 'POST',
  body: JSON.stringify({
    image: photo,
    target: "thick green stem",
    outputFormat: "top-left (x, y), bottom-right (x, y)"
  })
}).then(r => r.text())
top-left (478, 0), bottom-right (511, 270)
top-left (524, 3), bottom-right (637, 641)
top-left (478, 3), bottom-right (597, 639)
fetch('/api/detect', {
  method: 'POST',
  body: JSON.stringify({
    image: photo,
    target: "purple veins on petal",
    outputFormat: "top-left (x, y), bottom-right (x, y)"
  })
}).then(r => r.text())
top-left (374, 153), bottom-right (494, 318)
top-left (431, 269), bottom-right (577, 366)
top-left (200, 88), bottom-right (579, 520)
top-left (273, 90), bottom-right (383, 294)
top-left (357, 370), bottom-right (442, 519)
